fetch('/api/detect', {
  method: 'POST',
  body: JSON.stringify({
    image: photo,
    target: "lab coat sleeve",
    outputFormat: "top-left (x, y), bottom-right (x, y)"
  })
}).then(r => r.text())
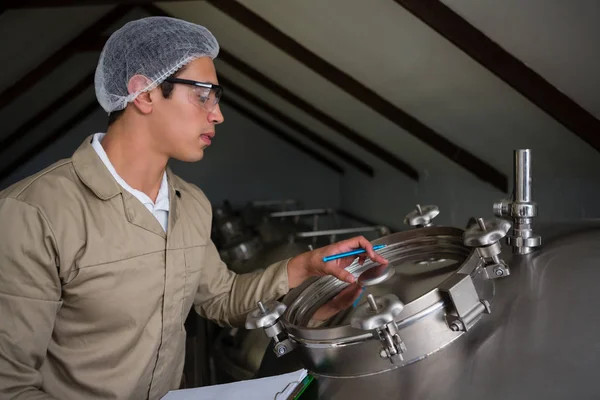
top-left (0, 198), bottom-right (61, 400)
top-left (192, 239), bottom-right (291, 327)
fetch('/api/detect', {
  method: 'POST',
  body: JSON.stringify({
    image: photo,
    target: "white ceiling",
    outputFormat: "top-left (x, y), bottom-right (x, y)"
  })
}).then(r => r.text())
top-left (441, 0), bottom-right (600, 119)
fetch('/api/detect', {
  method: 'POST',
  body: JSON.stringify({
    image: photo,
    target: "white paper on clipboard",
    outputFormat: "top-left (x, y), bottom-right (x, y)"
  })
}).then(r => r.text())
top-left (161, 369), bottom-right (308, 400)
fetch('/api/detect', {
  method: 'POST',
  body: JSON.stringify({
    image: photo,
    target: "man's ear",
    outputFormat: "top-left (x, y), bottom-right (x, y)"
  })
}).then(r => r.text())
top-left (127, 75), bottom-right (153, 115)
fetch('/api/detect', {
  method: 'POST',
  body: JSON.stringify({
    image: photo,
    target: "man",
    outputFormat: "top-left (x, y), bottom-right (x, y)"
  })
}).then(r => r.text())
top-left (0, 16), bottom-right (387, 399)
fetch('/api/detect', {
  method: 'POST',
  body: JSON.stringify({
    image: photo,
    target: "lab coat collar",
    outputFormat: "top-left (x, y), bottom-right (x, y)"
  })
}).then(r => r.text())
top-left (72, 134), bottom-right (182, 201)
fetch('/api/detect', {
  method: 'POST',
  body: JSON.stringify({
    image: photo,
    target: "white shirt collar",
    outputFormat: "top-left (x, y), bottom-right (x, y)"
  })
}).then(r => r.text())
top-left (91, 132), bottom-right (169, 212)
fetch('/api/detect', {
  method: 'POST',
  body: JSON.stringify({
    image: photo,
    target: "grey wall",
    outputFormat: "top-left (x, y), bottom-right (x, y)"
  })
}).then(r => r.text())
top-left (0, 103), bottom-right (343, 212)
top-left (340, 163), bottom-right (600, 232)
top-left (169, 103), bottom-right (342, 210)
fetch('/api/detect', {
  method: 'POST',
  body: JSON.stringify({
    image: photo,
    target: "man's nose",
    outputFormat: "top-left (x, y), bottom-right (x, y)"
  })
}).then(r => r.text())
top-left (209, 104), bottom-right (224, 124)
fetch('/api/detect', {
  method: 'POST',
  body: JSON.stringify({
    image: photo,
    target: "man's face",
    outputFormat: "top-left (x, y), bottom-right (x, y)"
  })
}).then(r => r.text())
top-left (149, 56), bottom-right (224, 162)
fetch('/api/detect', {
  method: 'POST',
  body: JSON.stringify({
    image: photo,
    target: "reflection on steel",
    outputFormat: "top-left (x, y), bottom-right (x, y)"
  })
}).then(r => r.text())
top-left (357, 264), bottom-right (396, 287)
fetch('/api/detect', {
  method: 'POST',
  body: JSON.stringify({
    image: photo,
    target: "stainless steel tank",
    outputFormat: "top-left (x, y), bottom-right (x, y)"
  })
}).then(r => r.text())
top-left (247, 149), bottom-right (600, 399)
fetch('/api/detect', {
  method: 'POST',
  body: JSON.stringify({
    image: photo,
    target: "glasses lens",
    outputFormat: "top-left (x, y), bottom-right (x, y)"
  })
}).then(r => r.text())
top-left (191, 86), bottom-right (222, 111)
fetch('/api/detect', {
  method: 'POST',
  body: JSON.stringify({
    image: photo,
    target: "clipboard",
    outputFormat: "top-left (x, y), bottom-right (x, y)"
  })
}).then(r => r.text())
top-left (274, 374), bottom-right (315, 399)
top-left (161, 369), bottom-right (313, 400)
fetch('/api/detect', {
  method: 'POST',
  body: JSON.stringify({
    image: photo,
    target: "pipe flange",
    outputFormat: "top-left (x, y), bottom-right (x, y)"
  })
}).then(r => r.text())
top-left (508, 235), bottom-right (542, 248)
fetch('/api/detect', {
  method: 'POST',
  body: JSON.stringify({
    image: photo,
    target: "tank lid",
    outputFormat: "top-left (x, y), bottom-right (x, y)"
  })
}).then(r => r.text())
top-left (284, 227), bottom-right (474, 329)
top-left (276, 226), bottom-right (496, 376)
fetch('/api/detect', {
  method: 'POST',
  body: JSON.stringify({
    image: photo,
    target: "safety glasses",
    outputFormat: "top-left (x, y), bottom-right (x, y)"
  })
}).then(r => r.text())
top-left (164, 77), bottom-right (223, 112)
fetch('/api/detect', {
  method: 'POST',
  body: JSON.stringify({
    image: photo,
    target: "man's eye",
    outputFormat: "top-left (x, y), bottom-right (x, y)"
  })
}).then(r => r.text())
top-left (195, 88), bottom-right (211, 103)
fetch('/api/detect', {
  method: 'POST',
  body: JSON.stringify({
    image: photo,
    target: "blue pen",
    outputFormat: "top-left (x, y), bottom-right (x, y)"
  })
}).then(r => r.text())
top-left (352, 287), bottom-right (366, 308)
top-left (322, 244), bottom-right (386, 262)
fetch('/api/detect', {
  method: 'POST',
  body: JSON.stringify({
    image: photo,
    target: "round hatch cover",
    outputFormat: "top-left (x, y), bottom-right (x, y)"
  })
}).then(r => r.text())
top-left (280, 226), bottom-right (494, 378)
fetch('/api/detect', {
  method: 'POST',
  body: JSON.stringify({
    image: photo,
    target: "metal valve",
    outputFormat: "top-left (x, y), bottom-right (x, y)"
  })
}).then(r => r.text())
top-left (463, 218), bottom-right (511, 279)
top-left (350, 293), bottom-right (407, 363)
top-left (404, 204), bottom-right (439, 228)
top-left (245, 300), bottom-right (295, 357)
top-left (493, 149), bottom-right (542, 255)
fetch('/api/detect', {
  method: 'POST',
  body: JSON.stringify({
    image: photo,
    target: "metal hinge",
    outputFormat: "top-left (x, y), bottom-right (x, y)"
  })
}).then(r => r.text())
top-left (439, 273), bottom-right (491, 332)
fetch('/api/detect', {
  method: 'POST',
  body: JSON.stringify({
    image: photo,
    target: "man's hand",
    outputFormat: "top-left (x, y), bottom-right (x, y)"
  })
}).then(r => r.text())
top-left (286, 236), bottom-right (388, 288)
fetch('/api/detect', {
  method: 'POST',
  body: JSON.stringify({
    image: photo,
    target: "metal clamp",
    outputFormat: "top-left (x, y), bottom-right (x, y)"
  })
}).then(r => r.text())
top-left (439, 273), bottom-right (491, 332)
top-left (245, 300), bottom-right (296, 357)
top-left (350, 294), bottom-right (407, 363)
top-left (494, 149), bottom-right (542, 255)
top-left (404, 204), bottom-right (439, 228)
top-left (463, 218), bottom-right (511, 279)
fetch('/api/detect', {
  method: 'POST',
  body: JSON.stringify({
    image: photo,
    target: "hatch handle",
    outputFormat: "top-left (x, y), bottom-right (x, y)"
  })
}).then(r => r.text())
top-left (245, 300), bottom-right (296, 357)
top-left (350, 294), bottom-right (407, 364)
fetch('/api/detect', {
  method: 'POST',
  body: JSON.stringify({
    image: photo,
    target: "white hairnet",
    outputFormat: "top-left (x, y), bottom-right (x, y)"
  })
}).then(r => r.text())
top-left (94, 16), bottom-right (220, 113)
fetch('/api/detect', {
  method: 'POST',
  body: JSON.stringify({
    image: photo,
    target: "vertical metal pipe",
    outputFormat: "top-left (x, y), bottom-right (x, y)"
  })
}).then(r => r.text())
top-left (514, 149), bottom-right (531, 203)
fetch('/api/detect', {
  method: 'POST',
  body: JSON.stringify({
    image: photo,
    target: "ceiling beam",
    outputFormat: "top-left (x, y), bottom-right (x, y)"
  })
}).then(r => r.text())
top-left (204, 0), bottom-right (507, 192)
top-left (0, 101), bottom-right (100, 183)
top-left (219, 75), bottom-right (376, 177)
top-left (5, 0), bottom-right (199, 8)
top-left (218, 49), bottom-right (419, 181)
top-left (222, 98), bottom-right (345, 175)
top-left (0, 72), bottom-right (95, 157)
top-left (394, 0), bottom-right (600, 154)
top-left (0, 5), bottom-right (131, 114)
